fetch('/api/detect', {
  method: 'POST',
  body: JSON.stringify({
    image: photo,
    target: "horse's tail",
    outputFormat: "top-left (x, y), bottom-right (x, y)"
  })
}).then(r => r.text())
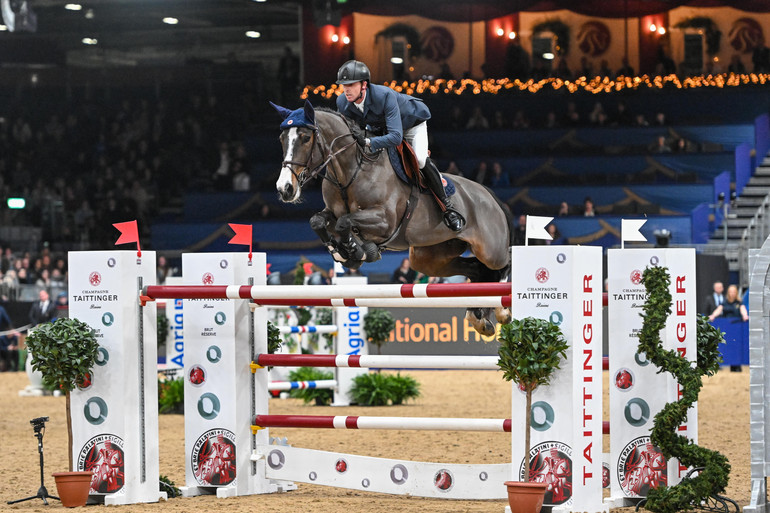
top-left (484, 185), bottom-right (515, 248)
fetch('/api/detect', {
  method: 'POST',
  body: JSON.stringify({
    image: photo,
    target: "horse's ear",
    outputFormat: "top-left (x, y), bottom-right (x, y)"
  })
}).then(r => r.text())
top-left (303, 99), bottom-right (316, 127)
top-left (269, 101), bottom-right (293, 120)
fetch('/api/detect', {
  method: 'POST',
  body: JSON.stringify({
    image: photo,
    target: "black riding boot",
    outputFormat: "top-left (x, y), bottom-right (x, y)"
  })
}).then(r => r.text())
top-left (422, 159), bottom-right (465, 232)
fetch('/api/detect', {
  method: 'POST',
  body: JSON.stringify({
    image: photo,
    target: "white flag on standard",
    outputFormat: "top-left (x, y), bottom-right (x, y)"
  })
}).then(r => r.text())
top-left (621, 219), bottom-right (648, 242)
top-left (525, 215), bottom-right (554, 242)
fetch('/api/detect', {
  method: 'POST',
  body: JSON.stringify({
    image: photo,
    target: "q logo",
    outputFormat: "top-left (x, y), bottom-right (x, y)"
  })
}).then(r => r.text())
top-left (197, 393), bottom-right (221, 420)
top-left (215, 312), bottom-right (226, 326)
top-left (207, 345), bottom-right (222, 363)
top-left (550, 311), bottom-right (563, 325)
top-left (635, 352), bottom-right (650, 367)
top-left (220, 259), bottom-right (228, 269)
top-left (102, 312), bottom-right (114, 326)
top-left (95, 347), bottom-right (109, 366)
top-left (84, 397), bottom-right (109, 425)
top-left (530, 401), bottom-right (555, 431)
top-left (107, 257), bottom-right (116, 268)
top-left (624, 397), bottom-right (651, 427)
top-left (556, 253), bottom-right (567, 264)
top-left (649, 256), bottom-right (659, 266)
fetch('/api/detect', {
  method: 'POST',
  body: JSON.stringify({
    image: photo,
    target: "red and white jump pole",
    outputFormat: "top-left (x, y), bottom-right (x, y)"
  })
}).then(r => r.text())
top-left (253, 414), bottom-right (512, 432)
top-left (253, 354), bottom-right (500, 370)
top-left (268, 380), bottom-right (338, 392)
top-left (142, 282), bottom-right (513, 302)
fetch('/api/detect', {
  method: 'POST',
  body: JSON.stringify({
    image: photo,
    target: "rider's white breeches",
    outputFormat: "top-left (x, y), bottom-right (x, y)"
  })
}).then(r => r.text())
top-left (405, 121), bottom-right (429, 168)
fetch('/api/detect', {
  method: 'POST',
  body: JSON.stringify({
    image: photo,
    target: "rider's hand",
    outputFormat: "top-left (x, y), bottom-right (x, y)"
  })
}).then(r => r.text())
top-left (352, 132), bottom-right (367, 148)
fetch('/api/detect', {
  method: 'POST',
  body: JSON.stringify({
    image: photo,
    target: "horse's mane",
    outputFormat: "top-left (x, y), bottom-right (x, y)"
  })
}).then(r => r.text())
top-left (316, 106), bottom-right (363, 139)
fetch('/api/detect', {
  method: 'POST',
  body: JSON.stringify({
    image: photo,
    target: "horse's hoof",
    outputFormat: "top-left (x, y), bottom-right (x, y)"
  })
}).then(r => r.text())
top-left (479, 320), bottom-right (496, 337)
top-left (362, 242), bottom-right (380, 262)
top-left (495, 307), bottom-right (512, 324)
top-left (343, 259), bottom-right (363, 270)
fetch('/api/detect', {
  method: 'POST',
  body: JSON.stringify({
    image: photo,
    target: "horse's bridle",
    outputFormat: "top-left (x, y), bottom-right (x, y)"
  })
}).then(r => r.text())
top-left (281, 126), bottom-right (363, 190)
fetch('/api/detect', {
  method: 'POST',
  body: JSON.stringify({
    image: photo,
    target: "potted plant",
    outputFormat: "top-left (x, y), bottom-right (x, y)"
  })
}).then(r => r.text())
top-left (26, 317), bottom-right (100, 508)
top-left (497, 317), bottom-right (569, 513)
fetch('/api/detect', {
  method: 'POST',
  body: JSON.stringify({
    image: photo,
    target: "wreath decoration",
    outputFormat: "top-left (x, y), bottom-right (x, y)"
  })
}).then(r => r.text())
top-left (532, 19), bottom-right (570, 56)
top-left (375, 23), bottom-right (422, 59)
top-left (674, 17), bottom-right (722, 55)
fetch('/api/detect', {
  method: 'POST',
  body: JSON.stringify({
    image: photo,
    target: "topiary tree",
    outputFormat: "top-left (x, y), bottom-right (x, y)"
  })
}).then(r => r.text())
top-left (638, 265), bottom-right (730, 513)
top-left (497, 317), bottom-right (568, 481)
top-left (26, 318), bottom-right (100, 471)
top-left (363, 308), bottom-right (395, 356)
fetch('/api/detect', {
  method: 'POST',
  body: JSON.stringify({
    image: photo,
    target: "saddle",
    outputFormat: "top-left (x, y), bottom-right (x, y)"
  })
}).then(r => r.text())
top-left (395, 141), bottom-right (425, 189)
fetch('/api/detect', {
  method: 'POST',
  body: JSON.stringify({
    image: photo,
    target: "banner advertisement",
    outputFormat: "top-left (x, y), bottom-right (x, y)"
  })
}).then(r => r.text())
top-left (510, 246), bottom-right (605, 513)
top-left (331, 275), bottom-right (369, 406)
top-left (68, 251), bottom-right (161, 505)
top-left (181, 252), bottom-right (266, 497)
top-left (607, 248), bottom-right (697, 504)
top-left (163, 276), bottom-right (184, 373)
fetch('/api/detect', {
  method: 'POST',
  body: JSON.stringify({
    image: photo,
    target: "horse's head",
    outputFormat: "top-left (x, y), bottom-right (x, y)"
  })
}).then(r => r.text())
top-left (271, 100), bottom-right (318, 203)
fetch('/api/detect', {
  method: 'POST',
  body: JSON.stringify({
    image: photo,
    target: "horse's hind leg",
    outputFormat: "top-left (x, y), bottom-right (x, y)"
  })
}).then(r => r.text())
top-left (410, 243), bottom-right (502, 338)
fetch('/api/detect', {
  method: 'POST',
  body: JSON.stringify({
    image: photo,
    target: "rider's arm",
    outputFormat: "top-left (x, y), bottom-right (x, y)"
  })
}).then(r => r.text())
top-left (367, 90), bottom-right (403, 151)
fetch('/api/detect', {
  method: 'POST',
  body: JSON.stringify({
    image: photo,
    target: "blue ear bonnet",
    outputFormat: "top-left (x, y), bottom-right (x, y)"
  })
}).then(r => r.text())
top-left (279, 109), bottom-right (314, 130)
top-left (270, 100), bottom-right (316, 130)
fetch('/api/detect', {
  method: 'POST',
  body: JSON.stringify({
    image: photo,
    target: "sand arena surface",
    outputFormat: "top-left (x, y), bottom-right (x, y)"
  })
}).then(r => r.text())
top-left (0, 368), bottom-right (750, 512)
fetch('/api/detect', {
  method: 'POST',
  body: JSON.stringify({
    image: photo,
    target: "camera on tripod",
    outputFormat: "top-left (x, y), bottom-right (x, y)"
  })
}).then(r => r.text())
top-left (30, 416), bottom-right (49, 433)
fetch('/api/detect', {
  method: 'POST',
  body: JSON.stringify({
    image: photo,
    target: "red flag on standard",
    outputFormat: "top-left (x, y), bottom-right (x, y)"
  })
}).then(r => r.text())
top-left (113, 220), bottom-right (141, 257)
top-left (228, 223), bottom-right (253, 260)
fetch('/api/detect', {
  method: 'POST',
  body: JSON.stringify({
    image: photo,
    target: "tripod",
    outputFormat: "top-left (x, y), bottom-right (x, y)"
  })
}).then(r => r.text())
top-left (7, 418), bottom-right (59, 505)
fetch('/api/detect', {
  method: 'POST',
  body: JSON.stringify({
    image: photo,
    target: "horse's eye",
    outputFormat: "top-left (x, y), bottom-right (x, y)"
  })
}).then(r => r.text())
top-left (300, 133), bottom-right (311, 143)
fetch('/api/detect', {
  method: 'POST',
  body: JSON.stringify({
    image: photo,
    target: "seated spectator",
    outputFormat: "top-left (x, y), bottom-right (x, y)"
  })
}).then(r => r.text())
top-left (465, 107), bottom-right (490, 130)
top-left (391, 258), bottom-right (417, 284)
top-left (449, 106), bottom-right (466, 130)
top-left (489, 162), bottom-right (510, 188)
top-left (511, 110), bottom-right (530, 129)
top-left (544, 111), bottom-right (560, 129)
top-left (563, 101), bottom-right (580, 126)
top-left (491, 110), bottom-right (509, 129)
top-left (616, 57), bottom-right (634, 77)
top-left (583, 197), bottom-right (596, 217)
top-left (0, 304), bottom-right (18, 372)
top-left (649, 135), bottom-right (672, 153)
top-left (512, 214), bottom-right (527, 245)
top-left (652, 112), bottom-right (668, 126)
top-left (728, 54), bottom-right (747, 74)
top-left (473, 161), bottom-right (489, 185)
top-left (545, 223), bottom-right (564, 245)
top-left (611, 101), bottom-right (633, 126)
top-left (634, 114), bottom-right (649, 127)
top-left (444, 161), bottom-right (464, 177)
top-left (557, 201), bottom-right (571, 217)
top-left (579, 56), bottom-right (594, 78)
top-left (598, 59), bottom-right (612, 77)
top-left (588, 102), bottom-right (605, 125)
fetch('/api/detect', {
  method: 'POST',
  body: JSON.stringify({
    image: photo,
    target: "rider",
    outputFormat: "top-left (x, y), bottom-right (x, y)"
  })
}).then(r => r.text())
top-left (335, 60), bottom-right (465, 232)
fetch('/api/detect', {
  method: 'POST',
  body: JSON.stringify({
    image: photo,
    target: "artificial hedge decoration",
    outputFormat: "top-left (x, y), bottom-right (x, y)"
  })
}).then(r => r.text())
top-left (638, 266), bottom-right (729, 513)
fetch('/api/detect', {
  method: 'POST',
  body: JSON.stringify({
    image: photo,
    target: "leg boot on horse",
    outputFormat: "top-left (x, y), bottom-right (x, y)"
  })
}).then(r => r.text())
top-left (422, 159), bottom-right (465, 232)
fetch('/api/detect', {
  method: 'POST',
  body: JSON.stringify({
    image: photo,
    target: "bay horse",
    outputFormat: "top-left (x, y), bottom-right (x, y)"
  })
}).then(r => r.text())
top-left (272, 100), bottom-right (512, 336)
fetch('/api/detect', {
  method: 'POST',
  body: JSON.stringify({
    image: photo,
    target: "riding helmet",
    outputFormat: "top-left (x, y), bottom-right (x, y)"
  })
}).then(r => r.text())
top-left (336, 60), bottom-right (370, 85)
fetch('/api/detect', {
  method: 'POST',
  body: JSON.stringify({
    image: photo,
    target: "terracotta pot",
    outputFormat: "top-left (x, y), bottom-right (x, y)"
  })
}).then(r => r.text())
top-left (504, 480), bottom-right (547, 513)
top-left (53, 471), bottom-right (93, 507)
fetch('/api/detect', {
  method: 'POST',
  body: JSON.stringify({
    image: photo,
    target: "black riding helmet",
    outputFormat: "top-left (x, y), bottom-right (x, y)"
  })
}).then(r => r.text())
top-left (336, 60), bottom-right (370, 85)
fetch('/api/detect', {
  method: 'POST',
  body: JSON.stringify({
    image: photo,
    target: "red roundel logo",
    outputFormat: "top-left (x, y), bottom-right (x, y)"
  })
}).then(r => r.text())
top-left (434, 469), bottom-right (454, 491)
top-left (577, 21), bottom-right (611, 56)
top-left (630, 269), bottom-right (642, 285)
top-left (89, 272), bottom-right (102, 286)
top-left (615, 368), bottom-right (634, 390)
top-left (202, 272), bottom-right (214, 285)
top-left (535, 267), bottom-right (549, 283)
top-left (729, 17), bottom-right (765, 54)
top-left (335, 459), bottom-right (348, 473)
top-left (421, 26), bottom-right (454, 62)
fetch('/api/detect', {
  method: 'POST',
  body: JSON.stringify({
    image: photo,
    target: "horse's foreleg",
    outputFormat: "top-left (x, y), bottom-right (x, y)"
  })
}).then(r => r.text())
top-left (311, 210), bottom-right (350, 263)
top-left (336, 209), bottom-right (390, 264)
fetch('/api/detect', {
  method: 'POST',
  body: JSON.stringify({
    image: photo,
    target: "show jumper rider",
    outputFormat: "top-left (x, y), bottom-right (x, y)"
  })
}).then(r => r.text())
top-left (335, 60), bottom-right (465, 232)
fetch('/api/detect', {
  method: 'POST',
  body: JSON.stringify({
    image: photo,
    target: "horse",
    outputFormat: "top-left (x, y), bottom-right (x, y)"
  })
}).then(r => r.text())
top-left (271, 100), bottom-right (512, 336)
